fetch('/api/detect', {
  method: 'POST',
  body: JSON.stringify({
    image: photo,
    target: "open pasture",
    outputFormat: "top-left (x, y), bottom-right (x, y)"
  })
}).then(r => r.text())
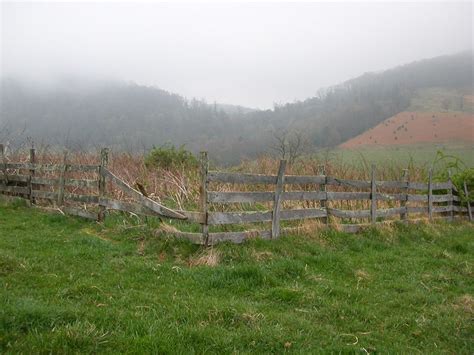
top-left (0, 202), bottom-right (473, 353)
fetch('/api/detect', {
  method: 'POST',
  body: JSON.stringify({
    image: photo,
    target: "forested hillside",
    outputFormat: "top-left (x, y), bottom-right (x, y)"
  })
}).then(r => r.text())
top-left (255, 51), bottom-right (472, 147)
top-left (1, 51), bottom-right (472, 163)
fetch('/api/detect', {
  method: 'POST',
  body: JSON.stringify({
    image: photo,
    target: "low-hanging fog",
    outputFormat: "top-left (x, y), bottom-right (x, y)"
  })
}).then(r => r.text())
top-left (0, 2), bottom-right (472, 164)
top-left (1, 2), bottom-right (472, 108)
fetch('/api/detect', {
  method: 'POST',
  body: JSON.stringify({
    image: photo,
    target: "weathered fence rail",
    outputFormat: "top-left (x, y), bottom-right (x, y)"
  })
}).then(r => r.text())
top-left (193, 156), bottom-right (472, 245)
top-left (0, 146), bottom-right (186, 221)
top-left (0, 145), bottom-right (472, 246)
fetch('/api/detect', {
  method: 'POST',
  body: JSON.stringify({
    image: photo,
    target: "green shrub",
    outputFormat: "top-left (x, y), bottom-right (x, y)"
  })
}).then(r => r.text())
top-left (145, 144), bottom-right (198, 170)
top-left (432, 150), bottom-right (473, 204)
top-left (451, 168), bottom-right (474, 204)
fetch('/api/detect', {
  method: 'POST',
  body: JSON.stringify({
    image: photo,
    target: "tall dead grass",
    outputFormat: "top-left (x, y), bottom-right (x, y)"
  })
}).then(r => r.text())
top-left (4, 146), bottom-right (432, 227)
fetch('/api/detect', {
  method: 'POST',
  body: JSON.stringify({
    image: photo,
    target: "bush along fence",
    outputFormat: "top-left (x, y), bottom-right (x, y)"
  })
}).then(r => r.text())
top-left (0, 145), bottom-right (472, 246)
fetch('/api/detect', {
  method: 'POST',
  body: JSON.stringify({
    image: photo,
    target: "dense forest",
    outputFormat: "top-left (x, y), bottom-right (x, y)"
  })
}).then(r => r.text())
top-left (1, 51), bottom-right (472, 163)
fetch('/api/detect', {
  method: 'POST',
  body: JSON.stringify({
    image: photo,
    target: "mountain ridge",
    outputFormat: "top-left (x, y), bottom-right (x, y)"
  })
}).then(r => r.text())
top-left (1, 51), bottom-right (472, 163)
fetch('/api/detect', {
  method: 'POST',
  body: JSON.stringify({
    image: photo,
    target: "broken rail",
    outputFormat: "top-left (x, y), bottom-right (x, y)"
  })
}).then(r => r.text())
top-left (0, 146), bottom-right (472, 246)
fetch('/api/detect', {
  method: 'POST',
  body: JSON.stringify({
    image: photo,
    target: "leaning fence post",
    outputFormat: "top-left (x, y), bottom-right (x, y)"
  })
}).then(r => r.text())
top-left (318, 164), bottom-right (328, 226)
top-left (370, 164), bottom-right (376, 224)
top-left (428, 169), bottom-right (433, 221)
top-left (29, 147), bottom-right (36, 204)
top-left (200, 152), bottom-right (209, 245)
top-left (57, 151), bottom-right (68, 207)
top-left (98, 148), bottom-right (109, 222)
top-left (464, 181), bottom-right (472, 222)
top-left (400, 169), bottom-right (409, 222)
top-left (272, 159), bottom-right (286, 239)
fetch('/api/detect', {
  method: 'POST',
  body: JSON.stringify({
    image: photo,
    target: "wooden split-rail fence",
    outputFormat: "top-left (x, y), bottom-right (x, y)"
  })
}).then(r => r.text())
top-left (0, 146), bottom-right (472, 246)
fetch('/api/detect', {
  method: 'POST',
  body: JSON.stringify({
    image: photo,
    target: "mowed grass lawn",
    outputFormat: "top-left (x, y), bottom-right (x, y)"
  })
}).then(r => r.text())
top-left (1, 203), bottom-right (473, 353)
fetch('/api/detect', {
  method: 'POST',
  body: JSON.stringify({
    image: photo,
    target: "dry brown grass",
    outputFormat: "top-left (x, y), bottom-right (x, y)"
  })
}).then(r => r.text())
top-left (453, 294), bottom-right (474, 314)
top-left (251, 250), bottom-right (274, 262)
top-left (188, 248), bottom-right (221, 267)
top-left (5, 147), bottom-right (200, 210)
top-left (4, 146), bottom-right (434, 231)
top-left (354, 269), bottom-right (371, 280)
top-left (154, 222), bottom-right (181, 235)
top-left (282, 220), bottom-right (329, 245)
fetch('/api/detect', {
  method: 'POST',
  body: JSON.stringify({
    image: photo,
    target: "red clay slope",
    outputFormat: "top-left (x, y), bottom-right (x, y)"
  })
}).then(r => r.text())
top-left (340, 112), bottom-right (474, 148)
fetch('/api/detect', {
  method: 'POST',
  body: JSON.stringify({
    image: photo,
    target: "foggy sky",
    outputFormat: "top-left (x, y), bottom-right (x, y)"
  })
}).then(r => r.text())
top-left (1, 2), bottom-right (472, 109)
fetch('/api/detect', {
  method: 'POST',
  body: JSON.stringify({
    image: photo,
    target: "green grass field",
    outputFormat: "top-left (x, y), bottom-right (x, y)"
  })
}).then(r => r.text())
top-left (1, 202), bottom-right (473, 353)
top-left (323, 144), bottom-right (474, 170)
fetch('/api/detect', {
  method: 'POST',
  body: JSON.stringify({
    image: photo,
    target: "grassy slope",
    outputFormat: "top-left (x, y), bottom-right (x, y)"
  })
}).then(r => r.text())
top-left (328, 144), bottom-right (474, 169)
top-left (334, 87), bottom-right (474, 168)
top-left (1, 203), bottom-right (473, 353)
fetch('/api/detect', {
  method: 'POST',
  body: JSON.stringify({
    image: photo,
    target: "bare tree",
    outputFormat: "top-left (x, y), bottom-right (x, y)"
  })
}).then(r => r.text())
top-left (270, 129), bottom-right (308, 165)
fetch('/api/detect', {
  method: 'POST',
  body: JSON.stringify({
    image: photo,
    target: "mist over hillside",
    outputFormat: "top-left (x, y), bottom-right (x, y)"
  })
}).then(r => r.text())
top-left (1, 51), bottom-right (472, 163)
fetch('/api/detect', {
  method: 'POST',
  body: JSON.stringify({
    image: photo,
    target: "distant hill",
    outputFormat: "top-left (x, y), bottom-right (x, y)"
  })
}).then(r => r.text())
top-left (245, 51), bottom-right (473, 148)
top-left (340, 87), bottom-right (474, 148)
top-left (0, 79), bottom-right (257, 162)
top-left (1, 51), bottom-right (472, 163)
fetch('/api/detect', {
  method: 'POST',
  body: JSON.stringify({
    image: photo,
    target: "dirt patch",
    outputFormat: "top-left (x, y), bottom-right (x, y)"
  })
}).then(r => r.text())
top-left (340, 112), bottom-right (474, 148)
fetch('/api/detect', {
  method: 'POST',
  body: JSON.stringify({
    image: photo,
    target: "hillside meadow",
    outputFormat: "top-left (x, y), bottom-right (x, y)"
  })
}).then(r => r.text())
top-left (1, 147), bottom-right (473, 352)
top-left (0, 200), bottom-right (473, 353)
top-left (330, 144), bottom-right (474, 169)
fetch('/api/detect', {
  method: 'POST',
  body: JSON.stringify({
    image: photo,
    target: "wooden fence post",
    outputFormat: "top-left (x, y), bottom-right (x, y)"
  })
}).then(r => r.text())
top-left (447, 170), bottom-right (454, 221)
top-left (0, 144), bottom-right (7, 185)
top-left (318, 164), bottom-right (328, 226)
top-left (370, 164), bottom-right (376, 224)
top-left (57, 151), bottom-right (68, 207)
top-left (29, 147), bottom-right (36, 204)
top-left (200, 152), bottom-right (209, 245)
top-left (98, 148), bottom-right (109, 222)
top-left (464, 181), bottom-right (472, 222)
top-left (428, 169), bottom-right (433, 221)
top-left (272, 159), bottom-right (286, 239)
top-left (400, 169), bottom-right (409, 221)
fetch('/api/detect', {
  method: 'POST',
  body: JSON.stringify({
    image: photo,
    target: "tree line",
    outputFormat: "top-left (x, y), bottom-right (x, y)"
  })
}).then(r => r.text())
top-left (1, 51), bottom-right (472, 164)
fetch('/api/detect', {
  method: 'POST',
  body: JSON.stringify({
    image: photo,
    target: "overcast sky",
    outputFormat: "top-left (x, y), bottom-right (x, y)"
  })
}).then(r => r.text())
top-left (1, 1), bottom-right (472, 108)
